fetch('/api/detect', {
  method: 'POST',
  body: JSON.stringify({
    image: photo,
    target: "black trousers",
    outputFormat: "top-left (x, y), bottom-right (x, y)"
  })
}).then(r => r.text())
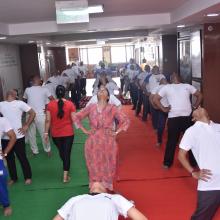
top-left (2, 137), bottom-right (32, 181)
top-left (71, 79), bottom-right (81, 109)
top-left (80, 78), bottom-right (87, 96)
top-left (142, 94), bottom-right (150, 121)
top-left (130, 83), bottom-right (138, 109)
top-left (150, 104), bottom-right (159, 130)
top-left (163, 116), bottom-right (196, 167)
top-left (191, 190), bottom-right (220, 220)
top-left (120, 78), bottom-right (125, 92)
top-left (52, 135), bottom-right (74, 171)
top-left (157, 111), bottom-right (168, 144)
top-left (136, 89), bottom-right (143, 116)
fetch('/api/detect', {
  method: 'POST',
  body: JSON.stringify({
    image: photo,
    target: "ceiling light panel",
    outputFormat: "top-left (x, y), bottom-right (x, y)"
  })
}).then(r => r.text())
top-left (56, 0), bottom-right (89, 24)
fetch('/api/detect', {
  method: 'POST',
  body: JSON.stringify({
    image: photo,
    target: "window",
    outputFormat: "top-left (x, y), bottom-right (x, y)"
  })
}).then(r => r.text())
top-left (79, 48), bottom-right (88, 64)
top-left (111, 46), bottom-right (126, 63)
top-left (87, 47), bottom-right (102, 64)
top-left (126, 45), bottom-right (134, 62)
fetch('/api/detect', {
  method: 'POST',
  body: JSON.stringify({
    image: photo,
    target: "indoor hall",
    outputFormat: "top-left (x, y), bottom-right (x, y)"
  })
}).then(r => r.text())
top-left (1, 0), bottom-right (220, 219)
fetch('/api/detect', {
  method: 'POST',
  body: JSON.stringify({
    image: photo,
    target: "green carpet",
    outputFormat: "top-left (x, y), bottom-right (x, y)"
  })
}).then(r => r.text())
top-left (2, 119), bottom-right (90, 219)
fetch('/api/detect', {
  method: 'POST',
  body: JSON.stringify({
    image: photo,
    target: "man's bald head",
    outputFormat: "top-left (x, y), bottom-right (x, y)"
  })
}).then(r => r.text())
top-left (192, 107), bottom-right (209, 122)
top-left (6, 89), bottom-right (18, 100)
top-left (170, 72), bottom-right (181, 83)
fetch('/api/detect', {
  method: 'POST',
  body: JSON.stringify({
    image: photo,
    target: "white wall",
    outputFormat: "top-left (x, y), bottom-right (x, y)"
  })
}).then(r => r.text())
top-left (0, 44), bottom-right (23, 99)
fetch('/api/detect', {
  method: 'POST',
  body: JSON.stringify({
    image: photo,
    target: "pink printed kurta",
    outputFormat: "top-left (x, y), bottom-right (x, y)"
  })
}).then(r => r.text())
top-left (74, 104), bottom-right (129, 190)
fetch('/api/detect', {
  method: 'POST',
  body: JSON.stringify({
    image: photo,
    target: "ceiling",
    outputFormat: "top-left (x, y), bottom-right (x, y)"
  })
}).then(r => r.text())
top-left (0, 0), bottom-right (220, 46)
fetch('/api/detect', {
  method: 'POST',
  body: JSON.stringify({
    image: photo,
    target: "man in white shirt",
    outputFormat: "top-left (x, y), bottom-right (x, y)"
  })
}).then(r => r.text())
top-left (154, 73), bottom-right (202, 168)
top-left (150, 78), bottom-right (169, 146)
top-left (178, 107), bottom-right (220, 220)
top-left (53, 182), bottom-right (148, 220)
top-left (23, 75), bottom-right (54, 155)
top-left (148, 66), bottom-right (166, 94)
top-left (0, 117), bottom-right (16, 217)
top-left (71, 63), bottom-right (82, 109)
top-left (127, 64), bottom-right (139, 110)
top-left (78, 61), bottom-right (88, 96)
top-left (148, 66), bottom-right (166, 130)
top-left (1, 90), bottom-right (35, 185)
top-left (136, 65), bottom-right (151, 118)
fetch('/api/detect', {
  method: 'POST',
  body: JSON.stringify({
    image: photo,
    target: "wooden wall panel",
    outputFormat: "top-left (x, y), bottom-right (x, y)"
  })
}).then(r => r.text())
top-left (19, 44), bottom-right (40, 89)
top-left (203, 23), bottom-right (220, 122)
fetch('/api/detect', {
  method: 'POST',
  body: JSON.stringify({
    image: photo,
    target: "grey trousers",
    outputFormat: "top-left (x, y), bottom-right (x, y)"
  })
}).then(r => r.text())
top-left (191, 190), bottom-right (220, 220)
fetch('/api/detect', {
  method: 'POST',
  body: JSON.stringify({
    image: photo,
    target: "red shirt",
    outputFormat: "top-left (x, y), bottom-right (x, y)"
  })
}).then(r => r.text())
top-left (47, 100), bottom-right (76, 137)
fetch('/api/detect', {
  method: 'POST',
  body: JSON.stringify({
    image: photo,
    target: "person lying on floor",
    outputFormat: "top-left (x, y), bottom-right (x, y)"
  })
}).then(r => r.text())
top-left (53, 182), bottom-right (148, 220)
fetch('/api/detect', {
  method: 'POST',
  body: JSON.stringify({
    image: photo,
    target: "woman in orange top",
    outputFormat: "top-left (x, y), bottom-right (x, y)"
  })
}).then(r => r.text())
top-left (44, 85), bottom-right (76, 183)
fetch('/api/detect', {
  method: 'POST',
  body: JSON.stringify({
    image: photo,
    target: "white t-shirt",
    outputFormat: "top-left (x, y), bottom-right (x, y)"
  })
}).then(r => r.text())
top-left (62, 69), bottom-right (77, 84)
top-left (44, 83), bottom-right (56, 99)
top-left (72, 66), bottom-right (81, 77)
top-left (151, 85), bottom-right (169, 107)
top-left (47, 75), bottom-right (63, 87)
top-left (158, 83), bottom-right (197, 118)
top-left (149, 74), bottom-right (165, 93)
top-left (86, 95), bottom-right (121, 107)
top-left (0, 117), bottom-right (12, 160)
top-left (78, 65), bottom-right (88, 78)
top-left (23, 86), bottom-right (52, 115)
top-left (0, 100), bottom-right (31, 139)
top-left (57, 193), bottom-right (134, 220)
top-left (137, 71), bottom-right (149, 86)
top-left (179, 121), bottom-right (220, 191)
top-left (126, 69), bottom-right (139, 81)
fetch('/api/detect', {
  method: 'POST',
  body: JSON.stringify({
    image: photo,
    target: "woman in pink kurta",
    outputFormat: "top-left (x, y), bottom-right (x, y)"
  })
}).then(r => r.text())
top-left (74, 86), bottom-right (129, 190)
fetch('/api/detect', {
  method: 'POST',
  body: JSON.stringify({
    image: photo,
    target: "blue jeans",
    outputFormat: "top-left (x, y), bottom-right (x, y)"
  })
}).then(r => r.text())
top-left (157, 111), bottom-right (167, 144)
top-left (0, 160), bottom-right (10, 208)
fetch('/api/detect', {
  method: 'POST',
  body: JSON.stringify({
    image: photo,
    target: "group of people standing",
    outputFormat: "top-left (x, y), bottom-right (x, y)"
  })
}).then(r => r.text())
top-left (0, 66), bottom-right (138, 219)
top-left (123, 59), bottom-right (220, 220)
top-left (0, 56), bottom-right (220, 219)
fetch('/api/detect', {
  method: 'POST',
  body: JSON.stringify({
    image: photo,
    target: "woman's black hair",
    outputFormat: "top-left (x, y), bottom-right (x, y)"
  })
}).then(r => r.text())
top-left (97, 78), bottom-right (109, 89)
top-left (56, 85), bottom-right (66, 119)
top-left (97, 85), bottom-right (110, 103)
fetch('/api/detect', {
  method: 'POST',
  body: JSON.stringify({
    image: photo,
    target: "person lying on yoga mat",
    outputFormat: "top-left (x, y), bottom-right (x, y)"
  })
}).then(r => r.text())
top-left (53, 182), bottom-right (148, 220)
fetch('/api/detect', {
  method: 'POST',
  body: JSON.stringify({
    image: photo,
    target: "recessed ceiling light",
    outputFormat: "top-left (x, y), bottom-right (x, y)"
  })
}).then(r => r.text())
top-left (0, 36), bottom-right (7, 40)
top-left (177, 25), bottom-right (185, 28)
top-left (28, 40), bottom-right (35, 43)
top-left (88, 5), bottom-right (104, 14)
top-left (46, 42), bottom-right (51, 45)
top-left (206, 13), bottom-right (219, 17)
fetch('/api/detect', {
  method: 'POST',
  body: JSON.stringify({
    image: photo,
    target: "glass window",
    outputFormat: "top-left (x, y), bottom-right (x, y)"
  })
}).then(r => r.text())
top-left (126, 45), bottom-right (134, 62)
top-left (79, 48), bottom-right (88, 64)
top-left (111, 46), bottom-right (126, 63)
top-left (88, 47), bottom-right (102, 64)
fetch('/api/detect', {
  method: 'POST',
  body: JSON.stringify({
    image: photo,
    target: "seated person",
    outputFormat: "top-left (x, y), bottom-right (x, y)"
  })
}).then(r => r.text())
top-left (53, 182), bottom-right (148, 220)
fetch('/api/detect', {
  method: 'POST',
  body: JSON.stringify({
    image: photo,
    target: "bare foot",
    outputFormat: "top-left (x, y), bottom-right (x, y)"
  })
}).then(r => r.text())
top-left (25, 179), bottom-right (32, 185)
top-left (47, 151), bottom-right (52, 157)
top-left (4, 206), bottom-right (12, 216)
top-left (8, 180), bottom-right (16, 186)
top-left (155, 143), bottom-right (162, 148)
top-left (63, 176), bottom-right (71, 183)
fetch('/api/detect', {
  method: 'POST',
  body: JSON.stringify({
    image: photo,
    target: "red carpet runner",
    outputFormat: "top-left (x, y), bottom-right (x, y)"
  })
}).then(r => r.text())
top-left (115, 106), bottom-right (220, 220)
